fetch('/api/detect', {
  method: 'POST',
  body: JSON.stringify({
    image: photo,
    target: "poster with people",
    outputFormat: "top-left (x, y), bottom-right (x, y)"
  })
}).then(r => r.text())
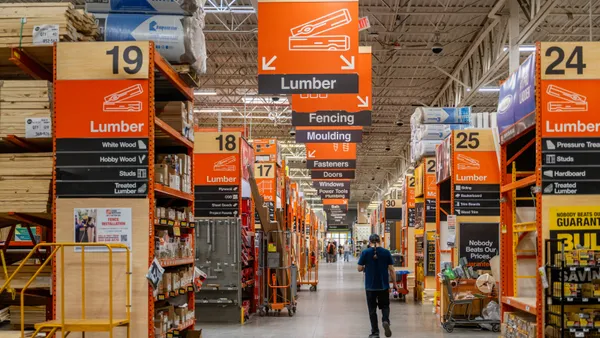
top-left (74, 208), bottom-right (132, 252)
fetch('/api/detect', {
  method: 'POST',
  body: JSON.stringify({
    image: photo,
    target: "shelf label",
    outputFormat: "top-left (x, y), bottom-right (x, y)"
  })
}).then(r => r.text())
top-left (25, 117), bottom-right (51, 138)
top-left (57, 41), bottom-right (150, 80)
top-left (33, 24), bottom-right (59, 45)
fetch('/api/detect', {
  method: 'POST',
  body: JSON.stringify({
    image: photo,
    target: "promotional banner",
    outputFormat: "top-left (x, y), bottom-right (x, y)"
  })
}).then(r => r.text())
top-left (497, 54), bottom-right (536, 144)
top-left (257, 0), bottom-right (359, 94)
top-left (74, 207), bottom-right (132, 252)
top-left (458, 223), bottom-right (499, 268)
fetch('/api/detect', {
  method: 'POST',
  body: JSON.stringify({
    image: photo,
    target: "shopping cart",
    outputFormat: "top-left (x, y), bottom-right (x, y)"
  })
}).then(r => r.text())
top-left (440, 275), bottom-right (500, 333)
top-left (392, 269), bottom-right (410, 301)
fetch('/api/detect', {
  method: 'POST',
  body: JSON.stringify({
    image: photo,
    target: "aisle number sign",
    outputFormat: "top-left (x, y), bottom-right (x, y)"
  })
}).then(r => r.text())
top-left (257, 0), bottom-right (359, 94)
top-left (194, 132), bottom-right (241, 154)
top-left (255, 162), bottom-right (277, 202)
top-left (452, 130), bottom-right (499, 185)
top-left (540, 42), bottom-right (600, 195)
top-left (425, 158), bottom-right (437, 199)
top-left (406, 175), bottom-right (416, 209)
top-left (57, 41), bottom-right (150, 80)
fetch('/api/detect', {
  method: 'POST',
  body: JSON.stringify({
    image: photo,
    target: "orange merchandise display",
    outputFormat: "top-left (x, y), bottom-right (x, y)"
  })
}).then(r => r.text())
top-left (53, 41), bottom-right (196, 338)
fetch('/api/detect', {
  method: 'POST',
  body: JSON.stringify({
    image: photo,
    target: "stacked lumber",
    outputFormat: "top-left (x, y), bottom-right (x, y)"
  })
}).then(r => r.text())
top-left (0, 153), bottom-right (52, 214)
top-left (8, 306), bottom-right (45, 328)
top-left (0, 81), bottom-right (52, 139)
top-left (0, 3), bottom-right (98, 48)
top-left (0, 306), bottom-right (8, 322)
top-left (0, 264), bottom-right (51, 290)
top-left (155, 101), bottom-right (194, 141)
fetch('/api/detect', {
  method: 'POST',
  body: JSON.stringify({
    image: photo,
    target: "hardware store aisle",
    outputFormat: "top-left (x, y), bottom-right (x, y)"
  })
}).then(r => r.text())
top-left (199, 258), bottom-right (497, 338)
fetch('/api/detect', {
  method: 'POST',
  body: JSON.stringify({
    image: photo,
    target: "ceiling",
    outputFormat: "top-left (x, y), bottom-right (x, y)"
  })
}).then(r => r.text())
top-left (28, 0), bottom-right (599, 205)
top-left (197, 0), bottom-right (600, 205)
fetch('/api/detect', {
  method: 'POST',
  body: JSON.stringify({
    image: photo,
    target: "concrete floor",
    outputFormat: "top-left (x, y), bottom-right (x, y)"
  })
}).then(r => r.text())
top-left (198, 257), bottom-right (498, 338)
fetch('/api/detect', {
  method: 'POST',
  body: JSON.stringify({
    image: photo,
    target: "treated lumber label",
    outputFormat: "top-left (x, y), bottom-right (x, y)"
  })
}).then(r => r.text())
top-left (56, 181), bottom-right (148, 197)
top-left (57, 41), bottom-right (150, 80)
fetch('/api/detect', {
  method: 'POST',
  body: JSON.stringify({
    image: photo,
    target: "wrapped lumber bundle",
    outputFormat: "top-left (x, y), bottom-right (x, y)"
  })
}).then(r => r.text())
top-left (91, 10), bottom-right (207, 73)
top-left (0, 153), bottom-right (52, 214)
top-left (86, 0), bottom-right (203, 16)
top-left (0, 3), bottom-right (99, 48)
top-left (0, 80), bottom-right (52, 140)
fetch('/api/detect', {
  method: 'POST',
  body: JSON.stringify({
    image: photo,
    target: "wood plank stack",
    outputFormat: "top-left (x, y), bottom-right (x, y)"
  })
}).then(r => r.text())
top-left (8, 306), bottom-right (45, 328)
top-left (0, 3), bottom-right (99, 48)
top-left (0, 306), bottom-right (9, 322)
top-left (156, 101), bottom-right (194, 141)
top-left (0, 153), bottom-right (52, 214)
top-left (0, 81), bottom-right (51, 139)
top-left (0, 265), bottom-right (51, 290)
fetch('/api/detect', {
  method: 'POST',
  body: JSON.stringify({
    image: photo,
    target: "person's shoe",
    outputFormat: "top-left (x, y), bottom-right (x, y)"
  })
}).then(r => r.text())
top-left (382, 321), bottom-right (392, 337)
top-left (368, 333), bottom-right (380, 338)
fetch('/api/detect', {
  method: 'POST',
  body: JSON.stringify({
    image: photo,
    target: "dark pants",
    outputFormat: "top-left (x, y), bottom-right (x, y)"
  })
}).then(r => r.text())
top-left (366, 290), bottom-right (390, 335)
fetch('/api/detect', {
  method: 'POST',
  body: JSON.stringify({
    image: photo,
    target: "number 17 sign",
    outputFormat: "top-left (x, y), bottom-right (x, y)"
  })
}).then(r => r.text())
top-left (258, 0), bottom-right (360, 94)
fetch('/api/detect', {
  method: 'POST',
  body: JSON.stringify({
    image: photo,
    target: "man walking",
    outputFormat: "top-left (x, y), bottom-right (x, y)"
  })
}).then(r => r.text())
top-left (357, 234), bottom-right (397, 338)
top-left (327, 241), bottom-right (336, 263)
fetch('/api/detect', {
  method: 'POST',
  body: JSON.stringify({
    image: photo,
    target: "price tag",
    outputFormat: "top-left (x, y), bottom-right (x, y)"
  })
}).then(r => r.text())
top-left (32, 25), bottom-right (59, 45)
top-left (584, 267), bottom-right (590, 272)
top-left (575, 332), bottom-right (584, 337)
top-left (525, 305), bottom-right (530, 312)
top-left (567, 297), bottom-right (574, 302)
top-left (582, 298), bottom-right (589, 302)
top-left (25, 118), bottom-right (51, 138)
top-left (173, 227), bottom-right (181, 237)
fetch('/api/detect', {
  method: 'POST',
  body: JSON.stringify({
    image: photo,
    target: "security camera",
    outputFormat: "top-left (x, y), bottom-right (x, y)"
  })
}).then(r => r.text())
top-left (385, 146), bottom-right (391, 151)
top-left (376, 165), bottom-right (381, 170)
top-left (396, 120), bottom-right (404, 127)
top-left (272, 97), bottom-right (280, 102)
top-left (371, 177), bottom-right (375, 181)
top-left (301, 159), bottom-right (307, 164)
top-left (289, 129), bottom-right (296, 136)
top-left (432, 42), bottom-right (443, 54)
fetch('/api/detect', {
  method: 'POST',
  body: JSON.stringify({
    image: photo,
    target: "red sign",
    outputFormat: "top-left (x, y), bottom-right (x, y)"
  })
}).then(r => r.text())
top-left (257, 0), bottom-right (359, 75)
top-left (358, 17), bottom-right (370, 31)
top-left (55, 80), bottom-right (149, 138)
top-left (291, 47), bottom-right (372, 112)
top-left (306, 143), bottom-right (357, 160)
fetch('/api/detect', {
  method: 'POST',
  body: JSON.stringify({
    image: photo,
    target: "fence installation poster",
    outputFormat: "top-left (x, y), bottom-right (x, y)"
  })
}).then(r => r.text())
top-left (74, 207), bottom-right (132, 252)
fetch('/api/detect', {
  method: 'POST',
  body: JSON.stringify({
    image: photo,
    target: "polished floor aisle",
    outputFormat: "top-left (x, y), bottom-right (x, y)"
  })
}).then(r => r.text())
top-left (199, 257), bottom-right (498, 338)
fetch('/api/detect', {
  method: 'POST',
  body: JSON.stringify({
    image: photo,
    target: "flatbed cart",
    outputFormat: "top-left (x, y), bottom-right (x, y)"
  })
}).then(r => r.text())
top-left (440, 275), bottom-right (500, 333)
top-left (297, 216), bottom-right (319, 292)
top-left (259, 230), bottom-right (298, 317)
top-left (391, 267), bottom-right (410, 301)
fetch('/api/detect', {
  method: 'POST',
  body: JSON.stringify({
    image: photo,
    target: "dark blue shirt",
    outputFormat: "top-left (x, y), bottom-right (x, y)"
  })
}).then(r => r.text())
top-left (358, 247), bottom-right (393, 291)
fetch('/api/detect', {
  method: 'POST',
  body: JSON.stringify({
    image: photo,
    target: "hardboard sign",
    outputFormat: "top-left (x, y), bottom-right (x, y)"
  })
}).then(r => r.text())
top-left (539, 42), bottom-right (600, 195)
top-left (311, 170), bottom-right (355, 179)
top-left (425, 157), bottom-right (437, 199)
top-left (55, 80), bottom-right (150, 138)
top-left (306, 143), bottom-right (357, 160)
top-left (458, 223), bottom-right (499, 268)
top-left (257, 0), bottom-right (360, 94)
top-left (549, 206), bottom-right (600, 282)
top-left (452, 130), bottom-right (500, 185)
top-left (295, 127), bottom-right (362, 143)
top-left (497, 54), bottom-right (536, 144)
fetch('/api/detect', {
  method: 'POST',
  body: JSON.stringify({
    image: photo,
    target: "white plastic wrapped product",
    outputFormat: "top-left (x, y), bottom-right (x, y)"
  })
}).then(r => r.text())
top-left (414, 107), bottom-right (471, 124)
top-left (86, 0), bottom-right (202, 15)
top-left (416, 124), bottom-right (450, 140)
top-left (490, 113), bottom-right (498, 129)
top-left (99, 12), bottom-right (207, 73)
top-left (482, 112), bottom-right (490, 128)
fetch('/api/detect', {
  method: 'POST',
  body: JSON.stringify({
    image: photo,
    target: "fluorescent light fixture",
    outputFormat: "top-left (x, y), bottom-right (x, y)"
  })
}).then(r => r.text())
top-left (478, 87), bottom-right (500, 92)
top-left (502, 44), bottom-right (536, 52)
top-left (196, 108), bottom-right (234, 113)
top-left (194, 90), bottom-right (217, 96)
top-left (243, 97), bottom-right (289, 104)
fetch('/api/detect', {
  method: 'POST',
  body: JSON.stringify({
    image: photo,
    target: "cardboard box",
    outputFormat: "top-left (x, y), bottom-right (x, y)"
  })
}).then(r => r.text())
top-left (156, 164), bottom-right (168, 184)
